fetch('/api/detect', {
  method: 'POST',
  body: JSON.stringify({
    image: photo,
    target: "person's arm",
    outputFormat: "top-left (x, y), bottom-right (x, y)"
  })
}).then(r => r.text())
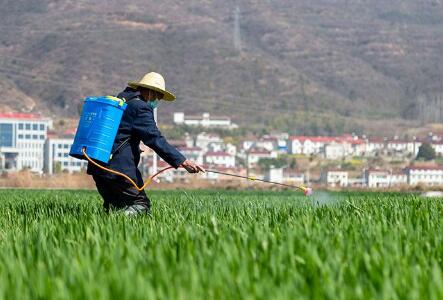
top-left (132, 104), bottom-right (204, 173)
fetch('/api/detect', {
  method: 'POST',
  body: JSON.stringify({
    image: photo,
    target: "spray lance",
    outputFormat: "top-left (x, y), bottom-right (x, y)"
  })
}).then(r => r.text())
top-left (70, 96), bottom-right (312, 196)
top-left (82, 148), bottom-right (313, 196)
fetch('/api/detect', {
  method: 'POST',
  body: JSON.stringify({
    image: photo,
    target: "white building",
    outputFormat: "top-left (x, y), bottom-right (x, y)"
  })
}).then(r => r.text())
top-left (264, 167), bottom-right (283, 183)
top-left (44, 134), bottom-right (88, 174)
top-left (365, 138), bottom-right (385, 156)
top-left (173, 112), bottom-right (238, 129)
top-left (246, 148), bottom-right (278, 168)
top-left (406, 166), bottom-right (443, 186)
top-left (180, 147), bottom-right (204, 164)
top-left (321, 170), bottom-right (349, 187)
top-left (324, 142), bottom-right (346, 160)
top-left (0, 113), bottom-right (52, 172)
top-left (195, 132), bottom-right (224, 152)
top-left (283, 169), bottom-right (305, 184)
top-left (204, 151), bottom-right (236, 168)
top-left (389, 172), bottom-right (408, 186)
top-left (288, 136), bottom-right (336, 155)
top-left (432, 142), bottom-right (443, 156)
top-left (365, 169), bottom-right (390, 188)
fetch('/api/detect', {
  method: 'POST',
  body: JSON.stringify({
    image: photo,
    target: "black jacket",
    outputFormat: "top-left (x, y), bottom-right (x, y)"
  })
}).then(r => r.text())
top-left (87, 87), bottom-right (186, 184)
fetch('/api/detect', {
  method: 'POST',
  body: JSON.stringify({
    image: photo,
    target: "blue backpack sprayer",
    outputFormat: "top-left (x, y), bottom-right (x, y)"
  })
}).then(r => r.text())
top-left (69, 96), bottom-right (312, 195)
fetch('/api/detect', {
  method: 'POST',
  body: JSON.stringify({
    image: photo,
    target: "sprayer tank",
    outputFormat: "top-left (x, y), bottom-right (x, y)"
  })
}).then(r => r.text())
top-left (69, 96), bottom-right (127, 164)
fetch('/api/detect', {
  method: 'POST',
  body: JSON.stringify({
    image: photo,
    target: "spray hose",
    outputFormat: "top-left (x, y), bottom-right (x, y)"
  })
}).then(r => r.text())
top-left (81, 148), bottom-right (312, 195)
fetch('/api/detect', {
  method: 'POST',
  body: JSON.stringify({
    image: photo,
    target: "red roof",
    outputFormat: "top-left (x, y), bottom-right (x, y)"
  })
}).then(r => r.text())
top-left (0, 113), bottom-right (44, 120)
top-left (407, 165), bottom-right (443, 171)
top-left (64, 128), bottom-right (77, 135)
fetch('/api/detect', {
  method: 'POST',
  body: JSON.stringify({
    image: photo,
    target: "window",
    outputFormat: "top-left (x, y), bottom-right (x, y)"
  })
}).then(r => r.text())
top-left (40, 135), bottom-right (45, 140)
top-left (58, 144), bottom-right (62, 149)
top-left (39, 124), bottom-right (45, 131)
top-left (25, 134), bottom-right (30, 139)
top-left (32, 135), bottom-right (38, 139)
top-left (18, 134), bottom-right (23, 139)
top-left (32, 124), bottom-right (38, 130)
top-left (25, 124), bottom-right (30, 130)
top-left (64, 153), bottom-right (68, 157)
top-left (0, 124), bottom-right (13, 147)
top-left (64, 162), bottom-right (68, 166)
top-left (58, 153), bottom-right (62, 157)
top-left (64, 144), bottom-right (69, 149)
top-left (18, 123), bottom-right (23, 130)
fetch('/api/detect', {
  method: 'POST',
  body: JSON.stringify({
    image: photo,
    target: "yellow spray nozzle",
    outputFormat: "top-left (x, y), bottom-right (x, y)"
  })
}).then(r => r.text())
top-left (248, 176), bottom-right (257, 181)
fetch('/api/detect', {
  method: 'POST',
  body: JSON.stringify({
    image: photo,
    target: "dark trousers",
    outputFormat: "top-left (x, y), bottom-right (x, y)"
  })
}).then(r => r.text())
top-left (92, 175), bottom-right (151, 213)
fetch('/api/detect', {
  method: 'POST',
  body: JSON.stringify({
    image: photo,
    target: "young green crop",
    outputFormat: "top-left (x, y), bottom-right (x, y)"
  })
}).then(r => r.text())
top-left (0, 190), bottom-right (442, 299)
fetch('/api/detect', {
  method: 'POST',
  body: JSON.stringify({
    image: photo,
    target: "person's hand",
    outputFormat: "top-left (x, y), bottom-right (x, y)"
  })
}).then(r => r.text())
top-left (181, 159), bottom-right (205, 173)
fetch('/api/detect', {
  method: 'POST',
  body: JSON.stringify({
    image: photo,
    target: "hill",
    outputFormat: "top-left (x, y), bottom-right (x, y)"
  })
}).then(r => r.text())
top-left (1, 0), bottom-right (443, 134)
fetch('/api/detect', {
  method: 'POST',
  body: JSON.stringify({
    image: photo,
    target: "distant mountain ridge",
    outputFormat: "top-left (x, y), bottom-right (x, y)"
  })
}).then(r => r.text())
top-left (1, 0), bottom-right (443, 134)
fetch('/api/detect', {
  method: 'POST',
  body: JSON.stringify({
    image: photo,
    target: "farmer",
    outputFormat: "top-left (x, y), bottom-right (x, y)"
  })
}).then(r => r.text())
top-left (87, 72), bottom-right (205, 215)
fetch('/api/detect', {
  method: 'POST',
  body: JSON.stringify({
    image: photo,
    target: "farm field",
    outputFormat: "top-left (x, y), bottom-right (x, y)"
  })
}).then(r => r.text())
top-left (0, 189), bottom-right (442, 299)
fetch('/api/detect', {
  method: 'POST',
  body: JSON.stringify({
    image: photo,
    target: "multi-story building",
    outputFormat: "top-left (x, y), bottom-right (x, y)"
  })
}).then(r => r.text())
top-left (195, 132), bottom-right (224, 152)
top-left (173, 112), bottom-right (238, 129)
top-left (204, 151), bottom-right (236, 168)
top-left (44, 134), bottom-right (87, 174)
top-left (246, 148), bottom-right (278, 168)
top-left (0, 113), bottom-right (52, 172)
top-left (406, 166), bottom-right (443, 186)
top-left (365, 169), bottom-right (390, 187)
top-left (321, 170), bottom-right (349, 187)
top-left (180, 147), bottom-right (204, 164)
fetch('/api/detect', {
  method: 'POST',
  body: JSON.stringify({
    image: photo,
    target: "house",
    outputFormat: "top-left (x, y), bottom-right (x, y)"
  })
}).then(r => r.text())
top-left (195, 132), bottom-right (224, 152)
top-left (264, 167), bottom-right (283, 183)
top-left (324, 142), bottom-right (346, 160)
top-left (365, 137), bottom-right (385, 156)
top-left (321, 170), bottom-right (349, 187)
top-left (180, 147), bottom-right (204, 164)
top-left (386, 138), bottom-right (415, 155)
top-left (204, 151), bottom-right (236, 168)
top-left (173, 112), bottom-right (238, 129)
top-left (246, 148), bottom-right (278, 168)
top-left (431, 142), bottom-right (443, 157)
top-left (44, 133), bottom-right (88, 174)
top-left (406, 166), bottom-right (443, 186)
top-left (365, 169), bottom-right (390, 188)
top-left (283, 169), bottom-right (305, 184)
top-left (0, 113), bottom-right (52, 172)
top-left (389, 171), bottom-right (408, 186)
top-left (288, 136), bottom-right (342, 155)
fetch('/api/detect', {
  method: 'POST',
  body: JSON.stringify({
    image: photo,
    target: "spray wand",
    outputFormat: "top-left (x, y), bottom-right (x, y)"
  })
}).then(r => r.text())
top-left (82, 148), bottom-right (312, 196)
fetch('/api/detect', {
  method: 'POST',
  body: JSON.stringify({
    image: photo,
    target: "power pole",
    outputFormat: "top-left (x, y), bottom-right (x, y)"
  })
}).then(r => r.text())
top-left (233, 5), bottom-right (242, 52)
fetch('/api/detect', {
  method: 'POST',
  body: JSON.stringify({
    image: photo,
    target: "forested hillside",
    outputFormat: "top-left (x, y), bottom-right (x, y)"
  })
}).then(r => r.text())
top-left (1, 0), bottom-right (443, 134)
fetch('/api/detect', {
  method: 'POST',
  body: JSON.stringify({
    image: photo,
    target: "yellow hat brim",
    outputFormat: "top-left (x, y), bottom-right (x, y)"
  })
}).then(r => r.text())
top-left (128, 81), bottom-right (176, 101)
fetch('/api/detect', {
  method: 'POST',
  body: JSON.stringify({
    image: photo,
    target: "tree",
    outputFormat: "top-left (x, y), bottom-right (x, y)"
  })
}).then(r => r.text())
top-left (416, 143), bottom-right (436, 161)
top-left (257, 158), bottom-right (286, 170)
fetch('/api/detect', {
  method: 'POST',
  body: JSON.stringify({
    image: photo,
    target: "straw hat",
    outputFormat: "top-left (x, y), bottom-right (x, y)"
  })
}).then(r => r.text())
top-left (128, 72), bottom-right (176, 101)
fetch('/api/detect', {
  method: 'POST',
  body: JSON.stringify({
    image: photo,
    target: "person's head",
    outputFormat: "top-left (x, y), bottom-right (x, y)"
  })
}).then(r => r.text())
top-left (139, 87), bottom-right (164, 102)
top-left (127, 72), bottom-right (176, 102)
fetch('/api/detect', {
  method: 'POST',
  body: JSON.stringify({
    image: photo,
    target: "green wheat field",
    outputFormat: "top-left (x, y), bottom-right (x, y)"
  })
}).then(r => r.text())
top-left (0, 189), bottom-right (442, 299)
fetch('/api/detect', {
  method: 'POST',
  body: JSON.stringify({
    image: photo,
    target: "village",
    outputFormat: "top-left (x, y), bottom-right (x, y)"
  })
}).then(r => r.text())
top-left (1, 111), bottom-right (443, 189)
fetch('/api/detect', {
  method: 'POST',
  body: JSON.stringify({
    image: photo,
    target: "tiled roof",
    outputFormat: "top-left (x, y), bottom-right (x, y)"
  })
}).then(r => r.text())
top-left (0, 113), bottom-right (45, 120)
